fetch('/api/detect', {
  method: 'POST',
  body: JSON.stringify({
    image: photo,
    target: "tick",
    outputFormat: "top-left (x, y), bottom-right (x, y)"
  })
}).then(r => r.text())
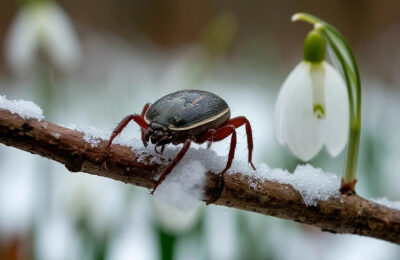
top-left (106, 89), bottom-right (256, 194)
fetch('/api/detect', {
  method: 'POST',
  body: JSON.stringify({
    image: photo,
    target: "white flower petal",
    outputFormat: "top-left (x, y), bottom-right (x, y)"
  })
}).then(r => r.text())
top-left (273, 62), bottom-right (310, 144)
top-left (4, 7), bottom-right (40, 74)
top-left (281, 62), bottom-right (326, 161)
top-left (323, 62), bottom-right (349, 156)
top-left (40, 3), bottom-right (81, 72)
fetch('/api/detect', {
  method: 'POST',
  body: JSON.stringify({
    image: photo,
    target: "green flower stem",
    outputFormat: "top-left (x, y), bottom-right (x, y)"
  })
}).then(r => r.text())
top-left (292, 13), bottom-right (362, 185)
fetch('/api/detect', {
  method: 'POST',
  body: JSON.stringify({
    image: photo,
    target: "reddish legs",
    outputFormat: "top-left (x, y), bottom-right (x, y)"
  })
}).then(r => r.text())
top-left (198, 125), bottom-right (237, 175)
top-left (224, 117), bottom-right (256, 170)
top-left (140, 103), bottom-right (151, 147)
top-left (213, 125), bottom-right (237, 175)
top-left (106, 114), bottom-right (148, 153)
top-left (106, 103), bottom-right (150, 153)
top-left (198, 116), bottom-right (255, 171)
top-left (151, 138), bottom-right (191, 194)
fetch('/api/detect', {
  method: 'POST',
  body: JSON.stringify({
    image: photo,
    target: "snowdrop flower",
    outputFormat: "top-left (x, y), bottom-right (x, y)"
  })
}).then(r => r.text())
top-left (5, 1), bottom-right (81, 74)
top-left (274, 29), bottom-right (349, 161)
top-left (154, 200), bottom-right (201, 235)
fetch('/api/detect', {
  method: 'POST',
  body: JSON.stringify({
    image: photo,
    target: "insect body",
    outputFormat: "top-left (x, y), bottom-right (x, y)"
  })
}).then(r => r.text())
top-left (106, 89), bottom-right (256, 194)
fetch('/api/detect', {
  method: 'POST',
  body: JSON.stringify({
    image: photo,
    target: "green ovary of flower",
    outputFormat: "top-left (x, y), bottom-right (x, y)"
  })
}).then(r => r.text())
top-left (303, 29), bottom-right (326, 63)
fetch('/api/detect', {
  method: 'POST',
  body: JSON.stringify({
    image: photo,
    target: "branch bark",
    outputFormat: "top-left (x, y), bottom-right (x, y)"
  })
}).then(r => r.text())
top-left (1, 108), bottom-right (400, 244)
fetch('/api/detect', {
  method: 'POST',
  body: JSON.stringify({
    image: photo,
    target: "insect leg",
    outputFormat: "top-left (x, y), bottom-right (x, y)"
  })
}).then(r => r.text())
top-left (151, 138), bottom-right (191, 195)
top-left (224, 116), bottom-right (256, 170)
top-left (212, 125), bottom-right (237, 176)
top-left (106, 114), bottom-right (148, 153)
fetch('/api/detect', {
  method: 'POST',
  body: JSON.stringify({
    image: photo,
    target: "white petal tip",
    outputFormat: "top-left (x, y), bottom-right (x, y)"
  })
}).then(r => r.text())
top-left (291, 151), bottom-right (316, 162)
top-left (274, 136), bottom-right (285, 146)
top-left (326, 143), bottom-right (346, 158)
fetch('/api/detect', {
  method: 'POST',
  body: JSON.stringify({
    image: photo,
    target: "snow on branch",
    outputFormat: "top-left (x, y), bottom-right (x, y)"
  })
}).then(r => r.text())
top-left (0, 96), bottom-right (400, 244)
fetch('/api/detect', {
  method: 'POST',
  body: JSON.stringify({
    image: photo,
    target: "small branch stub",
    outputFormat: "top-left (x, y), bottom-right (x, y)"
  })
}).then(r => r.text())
top-left (340, 178), bottom-right (357, 195)
top-left (65, 151), bottom-right (83, 172)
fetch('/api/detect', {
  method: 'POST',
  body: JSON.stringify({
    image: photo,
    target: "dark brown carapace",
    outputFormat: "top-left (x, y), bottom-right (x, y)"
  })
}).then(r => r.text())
top-left (106, 90), bottom-right (256, 194)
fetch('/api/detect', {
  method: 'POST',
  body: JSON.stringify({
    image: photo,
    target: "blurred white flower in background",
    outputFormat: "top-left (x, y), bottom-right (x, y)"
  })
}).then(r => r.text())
top-left (5, 1), bottom-right (81, 74)
top-left (154, 200), bottom-right (202, 235)
top-left (274, 30), bottom-right (349, 161)
top-left (63, 173), bottom-right (126, 237)
top-left (36, 213), bottom-right (79, 260)
top-left (0, 150), bottom-right (37, 238)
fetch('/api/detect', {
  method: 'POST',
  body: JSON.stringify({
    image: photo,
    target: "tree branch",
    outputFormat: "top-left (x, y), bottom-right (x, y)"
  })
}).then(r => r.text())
top-left (1, 108), bottom-right (400, 244)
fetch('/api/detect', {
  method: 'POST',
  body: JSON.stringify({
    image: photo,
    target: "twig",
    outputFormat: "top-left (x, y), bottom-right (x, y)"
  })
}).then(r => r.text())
top-left (1, 108), bottom-right (400, 244)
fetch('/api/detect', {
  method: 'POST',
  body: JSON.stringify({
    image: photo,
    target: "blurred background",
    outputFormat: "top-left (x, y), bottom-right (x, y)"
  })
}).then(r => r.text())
top-left (1, 0), bottom-right (400, 259)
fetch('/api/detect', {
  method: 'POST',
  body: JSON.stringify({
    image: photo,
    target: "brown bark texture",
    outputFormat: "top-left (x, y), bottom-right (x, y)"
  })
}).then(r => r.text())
top-left (0, 108), bottom-right (400, 244)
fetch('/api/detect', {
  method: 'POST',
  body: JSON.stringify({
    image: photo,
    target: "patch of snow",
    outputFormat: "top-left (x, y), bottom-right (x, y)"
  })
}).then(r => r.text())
top-left (154, 160), bottom-right (207, 210)
top-left (66, 124), bottom-right (111, 147)
top-left (0, 95), bottom-right (44, 120)
top-left (371, 197), bottom-right (400, 211)
top-left (231, 162), bottom-right (340, 206)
